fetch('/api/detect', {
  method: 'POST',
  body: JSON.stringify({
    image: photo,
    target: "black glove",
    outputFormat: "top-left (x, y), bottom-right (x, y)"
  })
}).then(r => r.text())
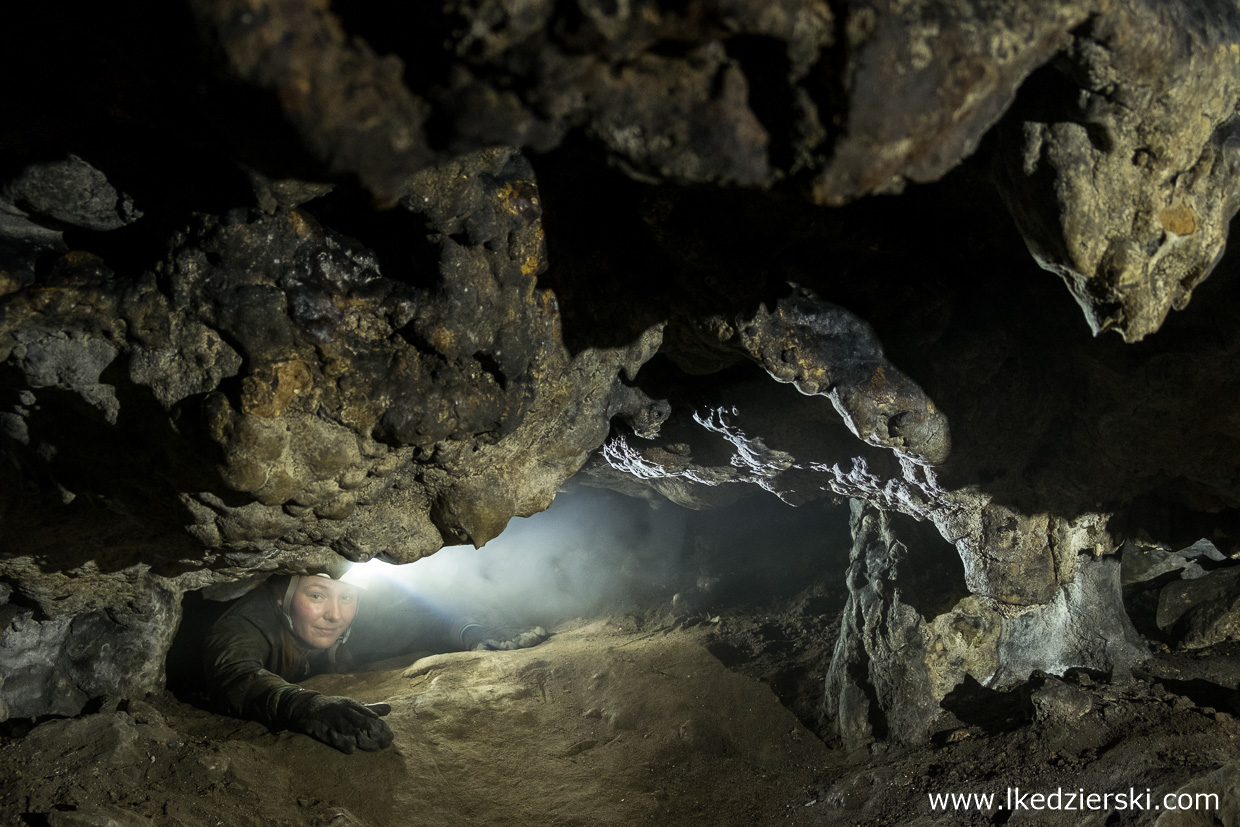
top-left (460, 624), bottom-right (549, 651)
top-left (279, 689), bottom-right (393, 754)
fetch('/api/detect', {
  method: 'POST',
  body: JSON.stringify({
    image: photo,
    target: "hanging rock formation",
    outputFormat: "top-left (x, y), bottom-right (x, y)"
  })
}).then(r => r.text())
top-left (993, 0), bottom-right (1240, 342)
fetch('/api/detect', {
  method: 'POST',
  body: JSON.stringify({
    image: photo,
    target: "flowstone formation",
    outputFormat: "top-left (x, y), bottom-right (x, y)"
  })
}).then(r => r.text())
top-left (3, 0), bottom-right (1240, 747)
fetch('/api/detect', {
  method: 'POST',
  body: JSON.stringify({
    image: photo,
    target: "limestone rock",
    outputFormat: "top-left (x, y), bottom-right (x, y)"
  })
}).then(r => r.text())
top-left (4, 0), bottom-right (1240, 725)
top-left (0, 574), bottom-right (179, 719)
top-left (186, 0), bottom-right (438, 206)
top-left (1176, 538), bottom-right (1230, 563)
top-left (993, 0), bottom-right (1240, 341)
top-left (824, 502), bottom-right (1143, 748)
top-left (0, 201), bottom-right (67, 296)
top-left (184, 0), bottom-right (1101, 211)
top-left (1122, 541), bottom-right (1207, 588)
top-left (1, 154), bottom-right (142, 232)
top-left (824, 501), bottom-right (990, 749)
top-left (1154, 762), bottom-right (1240, 827)
top-left (812, 0), bottom-right (1095, 205)
top-left (1, 148), bottom-right (664, 620)
top-left (724, 286), bottom-right (950, 465)
top-left (990, 554), bottom-right (1147, 685)
top-left (1158, 567), bottom-right (1240, 649)
top-left (4, 148), bottom-right (664, 572)
top-left (1028, 674), bottom-right (1092, 724)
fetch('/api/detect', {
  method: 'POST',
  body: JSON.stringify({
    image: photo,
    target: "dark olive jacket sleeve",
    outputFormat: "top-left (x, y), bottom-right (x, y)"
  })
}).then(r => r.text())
top-left (201, 591), bottom-right (303, 726)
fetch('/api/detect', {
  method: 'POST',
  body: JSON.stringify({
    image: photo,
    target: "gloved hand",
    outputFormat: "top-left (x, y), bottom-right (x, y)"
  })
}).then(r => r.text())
top-left (280, 689), bottom-right (393, 754)
top-left (461, 624), bottom-right (549, 651)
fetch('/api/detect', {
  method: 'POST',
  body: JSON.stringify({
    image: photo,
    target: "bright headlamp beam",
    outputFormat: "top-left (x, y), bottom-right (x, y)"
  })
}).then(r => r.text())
top-left (340, 558), bottom-right (395, 589)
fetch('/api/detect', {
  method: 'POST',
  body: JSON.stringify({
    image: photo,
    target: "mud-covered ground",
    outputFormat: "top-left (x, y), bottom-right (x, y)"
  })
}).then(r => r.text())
top-left (3, 598), bottom-right (1240, 827)
top-left (1, 617), bottom-right (833, 827)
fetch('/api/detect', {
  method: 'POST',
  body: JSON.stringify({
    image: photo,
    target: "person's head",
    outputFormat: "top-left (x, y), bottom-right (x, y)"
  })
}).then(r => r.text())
top-left (277, 574), bottom-right (361, 653)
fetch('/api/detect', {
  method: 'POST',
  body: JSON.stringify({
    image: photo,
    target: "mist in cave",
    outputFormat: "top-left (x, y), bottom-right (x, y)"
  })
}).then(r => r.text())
top-left (169, 484), bottom-right (853, 693)
top-left (391, 486), bottom-right (692, 628)
top-left (378, 485), bottom-right (852, 629)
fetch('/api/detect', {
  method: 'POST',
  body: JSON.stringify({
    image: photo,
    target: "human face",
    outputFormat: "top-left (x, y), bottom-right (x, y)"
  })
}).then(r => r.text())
top-left (284, 576), bottom-right (360, 653)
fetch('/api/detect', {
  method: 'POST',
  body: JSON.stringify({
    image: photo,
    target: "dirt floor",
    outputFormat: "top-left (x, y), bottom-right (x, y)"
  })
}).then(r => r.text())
top-left (4, 602), bottom-right (1240, 827)
top-left (1, 616), bottom-right (834, 827)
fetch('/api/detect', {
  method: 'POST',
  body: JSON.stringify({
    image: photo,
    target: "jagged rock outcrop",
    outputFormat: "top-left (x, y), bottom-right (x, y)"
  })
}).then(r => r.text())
top-left (186, 0), bottom-right (1105, 208)
top-left (1, 147), bottom-right (661, 595)
top-left (810, 0), bottom-right (1096, 204)
top-left (824, 501), bottom-right (1145, 749)
top-left (1156, 568), bottom-right (1240, 650)
top-left (0, 574), bottom-right (179, 721)
top-left (993, 0), bottom-right (1240, 342)
top-left (3, 0), bottom-right (1240, 727)
top-left (824, 501), bottom-right (981, 750)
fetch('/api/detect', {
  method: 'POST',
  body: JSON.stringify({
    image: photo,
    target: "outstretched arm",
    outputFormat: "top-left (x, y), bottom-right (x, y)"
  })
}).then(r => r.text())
top-left (458, 623), bottom-right (549, 651)
top-left (201, 615), bottom-right (291, 725)
top-left (347, 583), bottom-right (552, 657)
top-left (202, 616), bottom-right (392, 753)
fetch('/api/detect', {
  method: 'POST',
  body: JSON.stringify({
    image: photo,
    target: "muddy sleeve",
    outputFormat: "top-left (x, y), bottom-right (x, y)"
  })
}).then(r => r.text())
top-left (202, 616), bottom-right (297, 725)
top-left (347, 586), bottom-right (477, 661)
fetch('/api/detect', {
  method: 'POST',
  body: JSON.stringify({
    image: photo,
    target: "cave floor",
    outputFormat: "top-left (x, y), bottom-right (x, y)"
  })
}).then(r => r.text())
top-left (3, 617), bottom-right (1240, 826)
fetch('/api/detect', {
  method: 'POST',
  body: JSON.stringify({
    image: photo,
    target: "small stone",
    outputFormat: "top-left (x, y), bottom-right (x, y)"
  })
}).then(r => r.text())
top-left (1030, 676), bottom-right (1092, 723)
top-left (1159, 202), bottom-right (1198, 236)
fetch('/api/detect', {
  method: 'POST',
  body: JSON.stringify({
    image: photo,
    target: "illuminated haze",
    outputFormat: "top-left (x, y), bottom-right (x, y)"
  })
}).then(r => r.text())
top-left (166, 485), bottom-right (850, 691)
top-left (382, 486), bottom-right (690, 628)
top-left (362, 485), bottom-right (851, 630)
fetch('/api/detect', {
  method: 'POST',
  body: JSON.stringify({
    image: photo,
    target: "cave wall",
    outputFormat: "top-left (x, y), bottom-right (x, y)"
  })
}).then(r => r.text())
top-left (4, 0), bottom-right (1240, 726)
top-left (824, 500), bottom-right (1146, 750)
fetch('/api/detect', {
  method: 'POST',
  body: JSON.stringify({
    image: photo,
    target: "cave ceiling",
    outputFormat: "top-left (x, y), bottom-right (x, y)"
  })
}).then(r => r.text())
top-left (4, 0), bottom-right (1240, 640)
